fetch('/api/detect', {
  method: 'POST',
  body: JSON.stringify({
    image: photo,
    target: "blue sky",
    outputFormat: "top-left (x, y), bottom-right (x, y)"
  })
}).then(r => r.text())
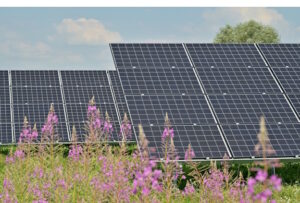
top-left (0, 8), bottom-right (300, 70)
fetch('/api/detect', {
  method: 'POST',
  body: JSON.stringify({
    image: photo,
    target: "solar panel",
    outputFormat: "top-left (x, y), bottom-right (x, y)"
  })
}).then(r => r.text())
top-left (0, 124), bottom-right (12, 144)
top-left (259, 44), bottom-right (300, 67)
top-left (0, 105), bottom-right (11, 124)
top-left (110, 43), bottom-right (191, 68)
top-left (196, 67), bottom-right (281, 94)
top-left (61, 71), bottom-right (109, 87)
top-left (61, 71), bottom-right (122, 142)
top-left (12, 71), bottom-right (60, 87)
top-left (208, 94), bottom-right (298, 125)
top-left (126, 94), bottom-right (215, 126)
top-left (12, 86), bottom-right (63, 104)
top-left (222, 123), bottom-right (300, 158)
top-left (135, 125), bottom-right (228, 159)
top-left (286, 94), bottom-right (300, 113)
top-left (108, 71), bottom-right (131, 122)
top-left (271, 67), bottom-right (300, 94)
top-left (63, 86), bottom-right (114, 104)
top-left (0, 71), bottom-right (9, 87)
top-left (186, 44), bottom-right (266, 67)
top-left (0, 88), bottom-right (10, 104)
top-left (11, 71), bottom-right (69, 142)
top-left (118, 67), bottom-right (202, 95)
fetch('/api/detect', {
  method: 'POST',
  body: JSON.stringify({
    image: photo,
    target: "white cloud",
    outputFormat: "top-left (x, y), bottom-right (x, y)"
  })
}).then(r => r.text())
top-left (56, 18), bottom-right (122, 45)
top-left (0, 40), bottom-right (51, 59)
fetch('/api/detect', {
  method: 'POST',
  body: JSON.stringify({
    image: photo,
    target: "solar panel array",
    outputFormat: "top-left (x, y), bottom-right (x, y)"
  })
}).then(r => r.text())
top-left (1, 43), bottom-right (300, 161)
top-left (0, 70), bottom-right (127, 144)
top-left (111, 43), bottom-right (300, 159)
top-left (111, 43), bottom-right (230, 160)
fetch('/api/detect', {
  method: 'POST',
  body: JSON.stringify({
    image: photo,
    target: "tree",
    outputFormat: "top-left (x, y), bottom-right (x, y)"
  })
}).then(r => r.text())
top-left (214, 20), bottom-right (280, 43)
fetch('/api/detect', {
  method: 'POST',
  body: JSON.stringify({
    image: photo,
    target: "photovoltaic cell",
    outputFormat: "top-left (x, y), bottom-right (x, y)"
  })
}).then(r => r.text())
top-left (0, 88), bottom-right (10, 104)
top-left (118, 67), bottom-right (202, 95)
top-left (12, 86), bottom-right (63, 104)
top-left (196, 67), bottom-right (281, 94)
top-left (108, 71), bottom-right (131, 123)
top-left (63, 86), bottom-right (114, 104)
top-left (271, 67), bottom-right (300, 94)
top-left (61, 71), bottom-right (109, 87)
top-left (0, 124), bottom-right (12, 144)
top-left (186, 44), bottom-right (266, 67)
top-left (209, 94), bottom-right (298, 125)
top-left (109, 71), bottom-right (126, 104)
top-left (135, 125), bottom-right (227, 159)
top-left (12, 71), bottom-right (60, 87)
top-left (0, 71), bottom-right (8, 87)
top-left (287, 94), bottom-right (300, 114)
top-left (13, 104), bottom-right (66, 124)
top-left (259, 44), bottom-right (300, 67)
top-left (66, 103), bottom-right (119, 124)
top-left (0, 105), bottom-right (11, 123)
top-left (126, 94), bottom-right (215, 126)
top-left (222, 123), bottom-right (300, 158)
top-left (111, 43), bottom-right (191, 68)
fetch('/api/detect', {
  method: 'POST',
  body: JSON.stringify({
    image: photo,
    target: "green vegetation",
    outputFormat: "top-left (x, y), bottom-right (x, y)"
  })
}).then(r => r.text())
top-left (214, 20), bottom-right (280, 43)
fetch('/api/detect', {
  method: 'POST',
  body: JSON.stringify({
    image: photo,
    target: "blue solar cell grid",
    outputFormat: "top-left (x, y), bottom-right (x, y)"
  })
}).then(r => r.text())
top-left (186, 44), bottom-right (266, 67)
top-left (259, 44), bottom-right (300, 67)
top-left (196, 67), bottom-right (281, 95)
top-left (118, 67), bottom-right (202, 95)
top-left (111, 43), bottom-right (191, 68)
top-left (222, 123), bottom-right (300, 158)
top-left (136, 125), bottom-right (228, 159)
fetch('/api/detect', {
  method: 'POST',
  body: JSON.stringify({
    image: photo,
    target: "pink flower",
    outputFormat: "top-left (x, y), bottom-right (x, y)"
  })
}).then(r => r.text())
top-left (162, 127), bottom-right (174, 141)
top-left (14, 149), bottom-right (25, 159)
top-left (255, 170), bottom-right (268, 182)
top-left (103, 121), bottom-right (113, 134)
top-left (184, 144), bottom-right (195, 160)
top-left (68, 145), bottom-right (83, 161)
top-left (269, 175), bottom-right (281, 191)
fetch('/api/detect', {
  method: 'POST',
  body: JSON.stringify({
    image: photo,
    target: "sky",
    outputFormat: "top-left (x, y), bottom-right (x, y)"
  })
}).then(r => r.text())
top-left (0, 7), bottom-right (300, 70)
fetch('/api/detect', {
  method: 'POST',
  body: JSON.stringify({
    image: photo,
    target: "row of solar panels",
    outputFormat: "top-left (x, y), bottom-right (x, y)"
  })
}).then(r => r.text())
top-left (0, 70), bottom-right (130, 144)
top-left (110, 43), bottom-right (300, 160)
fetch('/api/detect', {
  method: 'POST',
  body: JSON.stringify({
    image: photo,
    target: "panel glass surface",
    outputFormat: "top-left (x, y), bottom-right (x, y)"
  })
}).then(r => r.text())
top-left (111, 43), bottom-right (191, 67)
top-left (196, 67), bottom-right (281, 94)
top-left (209, 94), bottom-right (298, 125)
top-left (222, 123), bottom-right (300, 157)
top-left (259, 44), bottom-right (300, 67)
top-left (135, 125), bottom-right (227, 159)
top-left (118, 67), bottom-right (202, 95)
top-left (186, 44), bottom-right (266, 67)
top-left (12, 71), bottom-right (60, 86)
top-left (126, 94), bottom-right (215, 126)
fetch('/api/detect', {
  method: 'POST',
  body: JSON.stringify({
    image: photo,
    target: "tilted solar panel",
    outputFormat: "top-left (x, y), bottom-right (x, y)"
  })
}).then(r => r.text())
top-left (118, 67), bottom-right (202, 95)
top-left (11, 71), bottom-right (69, 142)
top-left (0, 71), bottom-right (13, 144)
top-left (12, 71), bottom-right (60, 87)
top-left (136, 125), bottom-right (228, 159)
top-left (222, 123), bottom-right (300, 158)
top-left (110, 43), bottom-right (191, 68)
top-left (259, 44), bottom-right (300, 67)
top-left (126, 94), bottom-right (216, 126)
top-left (61, 71), bottom-right (122, 142)
top-left (186, 44), bottom-right (266, 67)
top-left (271, 67), bottom-right (300, 94)
top-left (209, 94), bottom-right (298, 125)
top-left (196, 67), bottom-right (281, 95)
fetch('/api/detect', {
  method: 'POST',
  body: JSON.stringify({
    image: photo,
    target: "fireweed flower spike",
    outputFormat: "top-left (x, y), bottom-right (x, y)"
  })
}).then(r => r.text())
top-left (103, 111), bottom-right (113, 139)
top-left (41, 103), bottom-right (59, 140)
top-left (184, 144), bottom-right (195, 160)
top-left (69, 126), bottom-right (83, 161)
top-left (120, 113), bottom-right (132, 142)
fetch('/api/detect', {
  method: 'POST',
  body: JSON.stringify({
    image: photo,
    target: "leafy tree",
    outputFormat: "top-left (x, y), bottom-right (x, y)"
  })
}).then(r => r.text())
top-left (214, 20), bottom-right (280, 43)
